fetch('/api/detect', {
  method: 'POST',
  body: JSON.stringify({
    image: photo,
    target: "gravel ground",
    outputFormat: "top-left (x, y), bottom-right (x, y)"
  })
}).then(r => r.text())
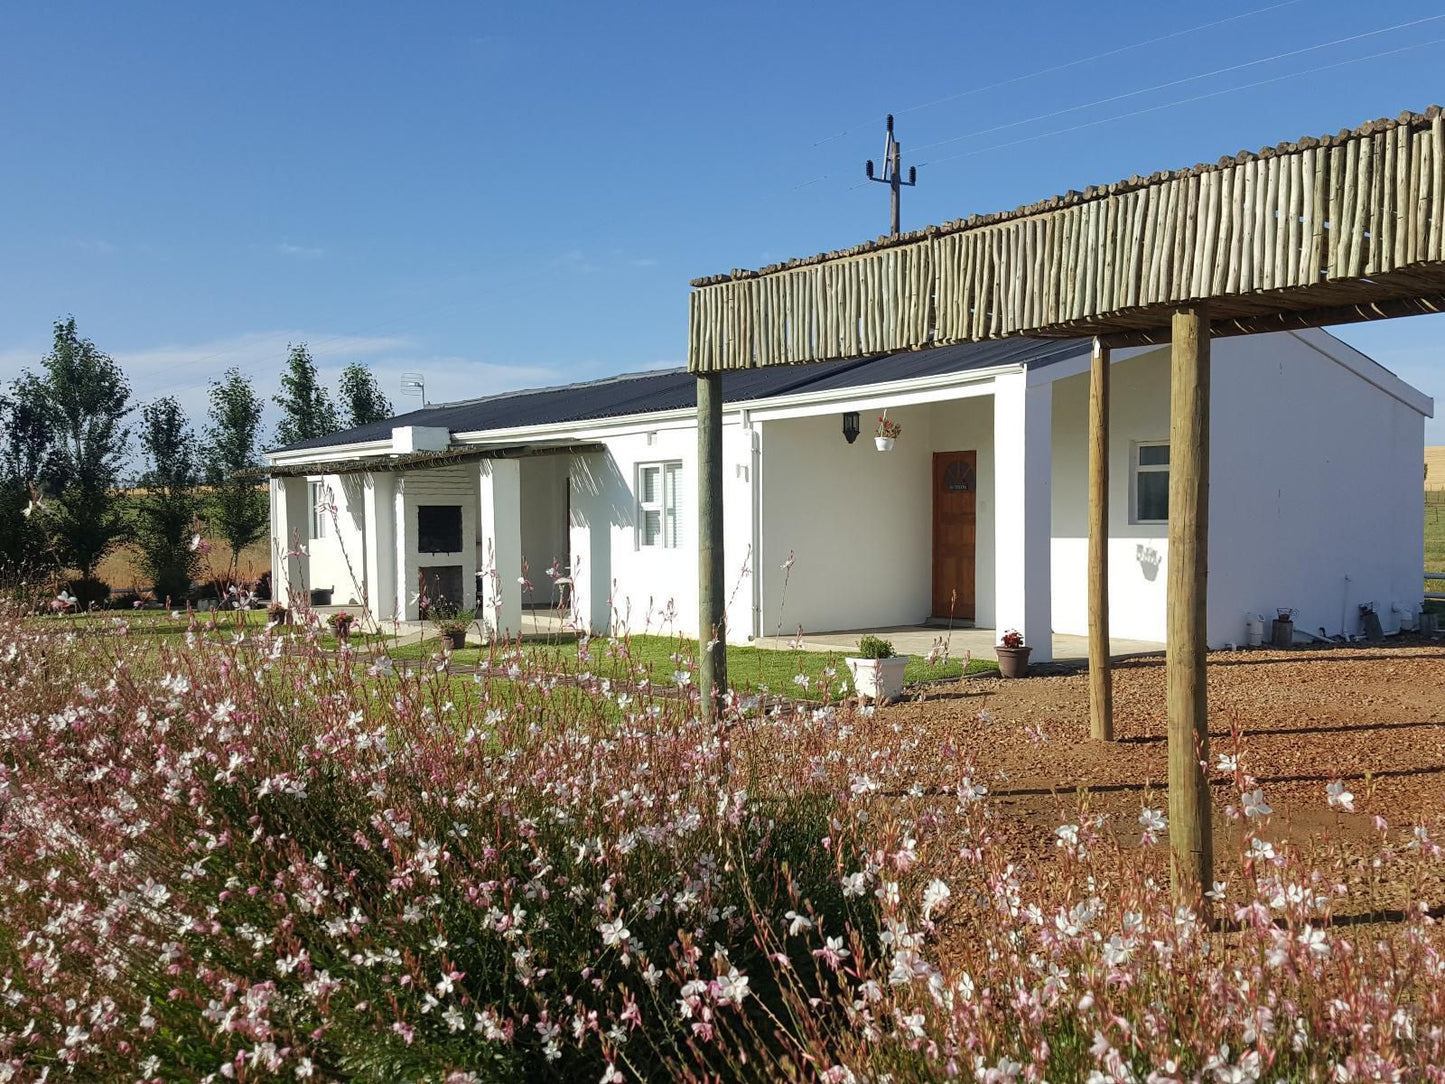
top-left (863, 636), bottom-right (1445, 914)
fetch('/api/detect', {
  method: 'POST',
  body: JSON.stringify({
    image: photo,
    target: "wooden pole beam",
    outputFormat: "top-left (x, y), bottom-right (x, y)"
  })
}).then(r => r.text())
top-left (1088, 337), bottom-right (1114, 741)
top-left (697, 372), bottom-right (727, 719)
top-left (1167, 305), bottom-right (1214, 899)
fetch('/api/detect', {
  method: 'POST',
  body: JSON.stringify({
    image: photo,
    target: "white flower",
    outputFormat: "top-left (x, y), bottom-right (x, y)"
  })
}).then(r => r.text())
top-left (716, 967), bottom-right (750, 1005)
top-left (957, 777), bottom-right (988, 803)
top-left (599, 918), bottom-right (630, 947)
top-left (600, 1064), bottom-right (625, 1083)
top-left (1325, 780), bottom-right (1355, 812)
top-left (1241, 789), bottom-right (1272, 819)
top-left (1298, 925), bottom-right (1330, 959)
top-left (784, 910), bottom-right (813, 936)
top-left (841, 872), bottom-right (867, 897)
top-left (921, 879), bottom-right (951, 920)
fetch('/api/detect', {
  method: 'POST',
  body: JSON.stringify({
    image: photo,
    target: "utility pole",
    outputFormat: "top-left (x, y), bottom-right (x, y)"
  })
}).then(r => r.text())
top-left (866, 114), bottom-right (917, 236)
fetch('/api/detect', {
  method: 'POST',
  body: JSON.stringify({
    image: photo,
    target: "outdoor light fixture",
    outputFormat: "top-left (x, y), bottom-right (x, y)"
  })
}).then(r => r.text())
top-left (842, 412), bottom-right (860, 444)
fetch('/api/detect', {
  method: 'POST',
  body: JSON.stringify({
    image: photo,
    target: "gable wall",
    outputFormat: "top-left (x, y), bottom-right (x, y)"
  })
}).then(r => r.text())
top-left (1048, 332), bottom-right (1426, 644)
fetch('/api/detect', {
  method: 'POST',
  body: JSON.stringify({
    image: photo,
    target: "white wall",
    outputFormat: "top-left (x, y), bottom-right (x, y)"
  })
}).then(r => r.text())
top-left (1049, 352), bottom-right (1172, 642)
top-left (1207, 332), bottom-right (1425, 643)
top-left (307, 474), bottom-right (369, 606)
top-left (519, 455), bottom-right (570, 590)
top-left (568, 421), bottom-right (754, 642)
top-left (1048, 333), bottom-right (1429, 645)
top-left (758, 406), bottom-right (934, 636)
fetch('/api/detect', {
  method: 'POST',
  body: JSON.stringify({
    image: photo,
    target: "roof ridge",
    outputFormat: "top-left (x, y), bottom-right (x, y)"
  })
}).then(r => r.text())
top-left (422, 366), bottom-right (687, 411)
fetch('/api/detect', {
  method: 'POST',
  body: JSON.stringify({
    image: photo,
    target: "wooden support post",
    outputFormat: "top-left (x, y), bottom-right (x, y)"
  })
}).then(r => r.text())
top-left (697, 372), bottom-right (727, 719)
top-left (1167, 306), bottom-right (1214, 899)
top-left (1088, 337), bottom-right (1114, 741)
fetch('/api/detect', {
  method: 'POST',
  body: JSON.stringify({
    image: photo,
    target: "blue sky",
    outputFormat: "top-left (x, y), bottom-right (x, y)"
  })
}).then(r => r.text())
top-left (1, 1), bottom-right (1442, 442)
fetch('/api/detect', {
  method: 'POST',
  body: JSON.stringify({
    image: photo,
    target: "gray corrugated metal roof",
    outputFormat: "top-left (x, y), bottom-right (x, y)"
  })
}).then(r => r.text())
top-left (272, 338), bottom-right (1087, 455)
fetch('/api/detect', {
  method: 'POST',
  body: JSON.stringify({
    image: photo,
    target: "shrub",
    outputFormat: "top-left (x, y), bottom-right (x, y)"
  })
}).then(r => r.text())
top-left (1, 609), bottom-right (1443, 1081)
top-left (855, 634), bottom-right (896, 659)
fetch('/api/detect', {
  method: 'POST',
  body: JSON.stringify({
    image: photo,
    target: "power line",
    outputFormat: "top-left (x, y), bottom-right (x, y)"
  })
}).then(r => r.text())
top-left (907, 12), bottom-right (1445, 158)
top-left (913, 34), bottom-right (1445, 173)
top-left (793, 0), bottom-right (1308, 188)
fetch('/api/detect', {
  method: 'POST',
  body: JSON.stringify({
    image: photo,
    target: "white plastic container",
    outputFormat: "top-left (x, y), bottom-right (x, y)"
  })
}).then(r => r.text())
top-left (1243, 613), bottom-right (1265, 647)
top-left (846, 655), bottom-right (908, 702)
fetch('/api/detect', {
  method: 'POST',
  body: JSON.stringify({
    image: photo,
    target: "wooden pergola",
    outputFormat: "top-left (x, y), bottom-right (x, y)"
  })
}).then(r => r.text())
top-left (687, 107), bottom-right (1445, 895)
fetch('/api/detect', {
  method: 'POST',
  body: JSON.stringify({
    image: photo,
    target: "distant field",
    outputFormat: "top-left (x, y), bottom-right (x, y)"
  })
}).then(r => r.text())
top-left (1427, 445), bottom-right (1445, 491)
top-left (96, 538), bottom-right (270, 592)
top-left (1428, 490), bottom-right (1444, 607)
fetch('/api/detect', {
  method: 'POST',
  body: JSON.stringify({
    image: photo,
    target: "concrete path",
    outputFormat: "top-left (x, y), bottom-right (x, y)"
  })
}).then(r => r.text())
top-left (751, 624), bottom-right (1163, 662)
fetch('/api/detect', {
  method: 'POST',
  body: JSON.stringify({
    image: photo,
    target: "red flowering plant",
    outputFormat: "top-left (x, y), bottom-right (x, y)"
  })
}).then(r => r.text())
top-left (875, 414), bottom-right (903, 440)
top-left (999, 628), bottom-right (1024, 648)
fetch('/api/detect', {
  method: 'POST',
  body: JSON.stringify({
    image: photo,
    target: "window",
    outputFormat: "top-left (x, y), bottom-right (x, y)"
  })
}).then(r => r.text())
top-left (309, 480), bottom-right (328, 539)
top-left (637, 461), bottom-right (682, 548)
top-left (1132, 442), bottom-right (1170, 524)
top-left (417, 505), bottom-right (463, 554)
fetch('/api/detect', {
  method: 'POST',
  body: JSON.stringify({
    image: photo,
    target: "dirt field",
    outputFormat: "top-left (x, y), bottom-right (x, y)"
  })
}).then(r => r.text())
top-left (865, 638), bottom-right (1445, 915)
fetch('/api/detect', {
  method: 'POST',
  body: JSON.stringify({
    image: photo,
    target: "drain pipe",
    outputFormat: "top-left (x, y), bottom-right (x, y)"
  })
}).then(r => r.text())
top-left (748, 416), bottom-right (763, 641)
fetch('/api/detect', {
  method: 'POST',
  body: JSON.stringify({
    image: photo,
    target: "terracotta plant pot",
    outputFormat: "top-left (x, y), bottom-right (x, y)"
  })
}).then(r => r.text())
top-left (995, 644), bottom-right (1032, 678)
top-left (443, 629), bottom-right (467, 650)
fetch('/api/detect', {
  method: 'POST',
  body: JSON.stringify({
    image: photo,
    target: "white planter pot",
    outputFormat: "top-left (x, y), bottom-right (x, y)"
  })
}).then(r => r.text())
top-left (845, 655), bottom-right (908, 702)
top-left (874, 436), bottom-right (895, 452)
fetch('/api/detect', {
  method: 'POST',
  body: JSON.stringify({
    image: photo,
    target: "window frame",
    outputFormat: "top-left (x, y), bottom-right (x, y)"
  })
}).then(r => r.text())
top-left (1131, 441), bottom-right (1170, 525)
top-left (308, 479), bottom-right (329, 540)
top-left (635, 460), bottom-right (683, 550)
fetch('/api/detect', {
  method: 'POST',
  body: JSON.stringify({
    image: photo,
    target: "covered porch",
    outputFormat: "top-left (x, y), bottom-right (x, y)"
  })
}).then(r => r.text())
top-left (751, 365), bottom-right (1066, 661)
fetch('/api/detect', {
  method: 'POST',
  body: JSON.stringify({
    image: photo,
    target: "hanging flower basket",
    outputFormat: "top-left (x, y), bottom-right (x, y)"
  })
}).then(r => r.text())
top-left (875, 413), bottom-right (902, 452)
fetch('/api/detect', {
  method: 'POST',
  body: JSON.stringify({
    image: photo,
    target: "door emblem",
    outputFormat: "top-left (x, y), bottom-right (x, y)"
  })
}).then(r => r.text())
top-left (942, 460), bottom-right (975, 492)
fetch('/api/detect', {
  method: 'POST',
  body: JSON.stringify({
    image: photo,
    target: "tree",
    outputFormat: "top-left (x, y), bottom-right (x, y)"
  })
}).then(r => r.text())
top-left (273, 344), bottom-right (339, 446)
top-left (134, 397), bottom-right (200, 602)
top-left (17, 318), bottom-right (132, 596)
top-left (0, 388), bottom-right (56, 579)
top-left (337, 362), bottom-right (393, 429)
top-left (203, 368), bottom-right (269, 584)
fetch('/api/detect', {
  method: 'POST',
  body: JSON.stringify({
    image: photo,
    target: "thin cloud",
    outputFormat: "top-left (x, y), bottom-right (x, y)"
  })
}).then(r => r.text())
top-left (276, 242), bottom-right (324, 259)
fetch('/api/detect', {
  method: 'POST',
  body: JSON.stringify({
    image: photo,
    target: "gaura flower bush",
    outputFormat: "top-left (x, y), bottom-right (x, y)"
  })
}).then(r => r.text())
top-left (0, 606), bottom-right (1443, 1082)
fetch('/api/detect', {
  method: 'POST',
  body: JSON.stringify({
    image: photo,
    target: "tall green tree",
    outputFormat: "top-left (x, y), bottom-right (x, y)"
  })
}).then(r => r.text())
top-left (337, 362), bottom-right (393, 429)
top-left (135, 396), bottom-right (200, 602)
top-left (16, 318), bottom-right (132, 596)
top-left (203, 368), bottom-right (269, 584)
top-left (0, 388), bottom-right (56, 578)
top-left (272, 344), bottom-right (339, 446)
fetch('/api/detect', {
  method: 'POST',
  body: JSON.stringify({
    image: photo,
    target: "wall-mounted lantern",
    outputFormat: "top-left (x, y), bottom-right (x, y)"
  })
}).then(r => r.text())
top-left (842, 412), bottom-right (860, 444)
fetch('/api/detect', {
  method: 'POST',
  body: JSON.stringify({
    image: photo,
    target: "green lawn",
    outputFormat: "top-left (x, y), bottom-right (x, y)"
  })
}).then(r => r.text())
top-left (388, 631), bottom-right (997, 701)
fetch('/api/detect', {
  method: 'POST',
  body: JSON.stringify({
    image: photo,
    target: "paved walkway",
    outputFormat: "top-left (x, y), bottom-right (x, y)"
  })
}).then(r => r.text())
top-left (315, 606), bottom-right (1162, 663)
top-left (751, 624), bottom-right (1163, 662)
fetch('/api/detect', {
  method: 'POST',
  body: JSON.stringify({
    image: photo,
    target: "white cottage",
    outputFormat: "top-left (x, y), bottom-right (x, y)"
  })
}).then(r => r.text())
top-left (266, 329), bottom-right (1431, 660)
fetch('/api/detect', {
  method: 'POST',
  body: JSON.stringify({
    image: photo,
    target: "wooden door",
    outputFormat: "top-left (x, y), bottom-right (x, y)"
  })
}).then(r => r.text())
top-left (932, 451), bottom-right (977, 620)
